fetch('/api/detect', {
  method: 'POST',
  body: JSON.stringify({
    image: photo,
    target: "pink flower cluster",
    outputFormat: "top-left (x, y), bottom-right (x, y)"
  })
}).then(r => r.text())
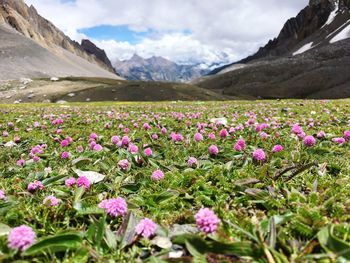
top-left (77, 176), bottom-right (91, 189)
top-left (43, 195), bottom-right (60, 206)
top-left (151, 169), bottom-right (165, 181)
top-left (8, 225), bottom-right (36, 251)
top-left (135, 218), bottom-right (157, 238)
top-left (195, 208), bottom-right (220, 234)
top-left (28, 181), bottom-right (44, 192)
top-left (99, 197), bottom-right (128, 217)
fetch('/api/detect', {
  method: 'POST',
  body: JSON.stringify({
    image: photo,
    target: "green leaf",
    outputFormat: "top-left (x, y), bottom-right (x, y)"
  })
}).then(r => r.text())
top-left (96, 215), bottom-right (106, 250)
top-left (318, 225), bottom-right (350, 259)
top-left (42, 174), bottom-right (66, 186)
top-left (117, 211), bottom-right (138, 248)
top-left (23, 232), bottom-right (83, 256)
top-left (152, 189), bottom-right (179, 203)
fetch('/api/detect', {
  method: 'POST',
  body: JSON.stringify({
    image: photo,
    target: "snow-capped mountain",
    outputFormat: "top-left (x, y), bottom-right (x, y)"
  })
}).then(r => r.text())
top-left (113, 54), bottom-right (214, 82)
top-left (196, 0), bottom-right (350, 99)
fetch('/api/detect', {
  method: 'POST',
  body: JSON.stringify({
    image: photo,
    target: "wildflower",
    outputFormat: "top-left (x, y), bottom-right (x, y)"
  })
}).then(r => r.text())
top-left (332, 137), bottom-right (346, 145)
top-left (16, 159), bottom-right (25, 166)
top-left (219, 129), bottom-right (228, 138)
top-left (65, 177), bottom-right (76, 187)
top-left (111, 135), bottom-right (120, 145)
top-left (187, 157), bottom-right (198, 167)
top-left (90, 133), bottom-right (98, 140)
top-left (151, 133), bottom-right (158, 140)
top-left (121, 135), bottom-right (130, 146)
top-left (252, 149), bottom-right (266, 162)
top-left (0, 190), bottom-right (6, 200)
top-left (93, 144), bottom-right (103, 151)
top-left (77, 176), bottom-right (91, 189)
top-left (194, 132), bottom-right (203, 142)
top-left (208, 132), bottom-right (216, 140)
top-left (292, 124), bottom-right (303, 135)
top-left (143, 123), bottom-right (151, 130)
top-left (344, 130), bottom-right (350, 141)
top-left (161, 127), bottom-right (167, 134)
top-left (118, 159), bottom-right (130, 170)
top-left (60, 139), bottom-right (69, 147)
top-left (28, 181), bottom-right (44, 192)
top-left (8, 225), bottom-right (36, 251)
top-left (144, 147), bottom-right (153, 156)
top-left (61, 151), bottom-right (70, 159)
top-left (128, 144), bottom-right (138, 153)
top-left (99, 197), bottom-right (128, 217)
top-left (43, 195), bottom-right (60, 206)
top-left (195, 208), bottom-right (220, 234)
top-left (234, 138), bottom-right (246, 151)
top-left (317, 131), bottom-right (326, 138)
top-left (208, 145), bottom-right (219, 155)
top-left (272, 144), bottom-right (284, 153)
top-left (135, 218), bottom-right (157, 238)
top-left (303, 135), bottom-right (316, 147)
top-left (151, 169), bottom-right (164, 181)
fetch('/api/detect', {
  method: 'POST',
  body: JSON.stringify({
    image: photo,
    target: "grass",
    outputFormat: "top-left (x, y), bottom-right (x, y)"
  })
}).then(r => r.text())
top-left (0, 100), bottom-right (349, 262)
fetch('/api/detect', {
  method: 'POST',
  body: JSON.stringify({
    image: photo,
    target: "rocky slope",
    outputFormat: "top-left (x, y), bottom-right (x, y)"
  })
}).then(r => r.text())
top-left (0, 0), bottom-right (120, 80)
top-left (196, 0), bottom-right (350, 99)
top-left (114, 54), bottom-right (209, 82)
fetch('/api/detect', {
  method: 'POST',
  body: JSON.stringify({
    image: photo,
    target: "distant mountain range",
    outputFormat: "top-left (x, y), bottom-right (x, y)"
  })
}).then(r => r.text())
top-left (0, 0), bottom-right (121, 81)
top-left (113, 54), bottom-right (214, 82)
top-left (196, 0), bottom-right (350, 98)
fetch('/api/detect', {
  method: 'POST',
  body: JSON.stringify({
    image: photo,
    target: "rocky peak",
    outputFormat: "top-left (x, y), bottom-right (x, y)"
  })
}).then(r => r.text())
top-left (80, 39), bottom-right (116, 73)
top-left (0, 0), bottom-right (116, 74)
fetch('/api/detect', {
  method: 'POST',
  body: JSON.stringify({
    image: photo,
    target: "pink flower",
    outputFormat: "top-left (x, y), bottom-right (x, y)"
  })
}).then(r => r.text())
top-left (121, 136), bottom-right (130, 146)
top-left (187, 157), bottom-right (198, 167)
top-left (128, 144), bottom-right (138, 153)
top-left (219, 129), bottom-right (228, 138)
top-left (143, 123), bottom-right (151, 130)
top-left (332, 137), bottom-right (346, 145)
top-left (93, 144), bottom-right (103, 151)
top-left (77, 176), bottom-right (91, 189)
top-left (0, 190), bottom-right (6, 200)
top-left (144, 147), bottom-right (153, 156)
top-left (135, 218), bottom-right (157, 238)
top-left (90, 133), bottom-right (98, 140)
top-left (151, 133), bottom-right (158, 140)
top-left (292, 124), bottom-right (303, 135)
top-left (118, 159), bottom-right (130, 170)
top-left (111, 135), bottom-right (120, 145)
top-left (303, 135), bottom-right (316, 147)
top-left (28, 181), bottom-right (44, 192)
top-left (61, 151), bottom-right (70, 159)
top-left (317, 131), bottom-right (326, 138)
top-left (208, 132), bottom-right (216, 140)
top-left (272, 144), bottom-right (284, 153)
top-left (43, 195), bottom-right (60, 206)
top-left (208, 145), bottom-right (219, 155)
top-left (60, 139), bottom-right (69, 147)
top-left (161, 127), bottom-right (167, 134)
top-left (234, 138), bottom-right (246, 151)
top-left (151, 169), bottom-right (164, 181)
top-left (253, 149), bottom-right (266, 162)
top-left (65, 177), bottom-right (76, 187)
top-left (8, 225), bottom-right (36, 251)
top-left (195, 208), bottom-right (220, 234)
top-left (99, 197), bottom-right (128, 217)
top-left (344, 130), bottom-right (350, 141)
top-left (16, 159), bottom-right (25, 166)
top-left (194, 132), bottom-right (203, 142)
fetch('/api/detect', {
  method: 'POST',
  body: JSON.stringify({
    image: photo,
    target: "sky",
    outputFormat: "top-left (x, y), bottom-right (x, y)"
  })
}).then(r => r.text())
top-left (24, 0), bottom-right (308, 65)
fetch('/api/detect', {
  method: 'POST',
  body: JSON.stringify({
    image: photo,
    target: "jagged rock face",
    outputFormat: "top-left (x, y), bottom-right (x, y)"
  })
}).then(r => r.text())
top-left (81, 39), bottom-right (116, 74)
top-left (0, 0), bottom-right (115, 73)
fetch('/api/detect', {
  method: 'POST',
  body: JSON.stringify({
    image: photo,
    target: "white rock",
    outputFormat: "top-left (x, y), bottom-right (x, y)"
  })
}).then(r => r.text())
top-left (50, 77), bottom-right (59, 81)
top-left (67, 93), bottom-right (75, 97)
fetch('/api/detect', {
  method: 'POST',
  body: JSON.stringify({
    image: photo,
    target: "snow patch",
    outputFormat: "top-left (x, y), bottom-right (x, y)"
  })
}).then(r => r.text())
top-left (322, 2), bottom-right (338, 28)
top-left (293, 42), bottom-right (314, 56)
top-left (219, 64), bottom-right (247, 74)
top-left (330, 23), bottom-right (350, 43)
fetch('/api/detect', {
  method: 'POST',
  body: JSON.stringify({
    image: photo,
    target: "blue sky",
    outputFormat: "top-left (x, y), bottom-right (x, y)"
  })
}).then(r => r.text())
top-left (25, 0), bottom-right (308, 64)
top-left (79, 25), bottom-right (150, 44)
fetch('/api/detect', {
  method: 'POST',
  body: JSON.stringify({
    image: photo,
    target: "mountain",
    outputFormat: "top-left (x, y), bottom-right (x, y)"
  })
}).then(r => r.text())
top-left (113, 54), bottom-right (210, 82)
top-left (196, 0), bottom-right (350, 99)
top-left (0, 0), bottom-right (121, 81)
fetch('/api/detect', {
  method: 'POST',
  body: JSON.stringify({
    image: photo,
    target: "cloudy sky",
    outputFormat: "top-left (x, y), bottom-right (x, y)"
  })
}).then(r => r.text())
top-left (24, 0), bottom-right (308, 65)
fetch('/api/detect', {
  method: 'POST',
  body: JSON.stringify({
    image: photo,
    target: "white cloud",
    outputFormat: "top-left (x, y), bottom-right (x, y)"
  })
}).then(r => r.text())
top-left (24, 0), bottom-right (309, 64)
